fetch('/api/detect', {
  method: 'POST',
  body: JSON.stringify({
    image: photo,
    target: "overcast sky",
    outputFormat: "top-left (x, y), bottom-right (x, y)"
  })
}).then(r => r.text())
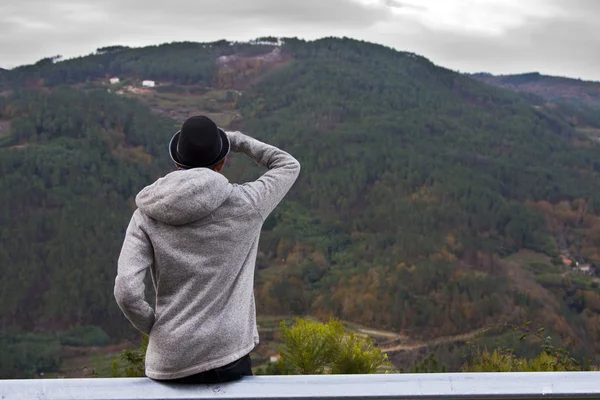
top-left (1, 0), bottom-right (599, 81)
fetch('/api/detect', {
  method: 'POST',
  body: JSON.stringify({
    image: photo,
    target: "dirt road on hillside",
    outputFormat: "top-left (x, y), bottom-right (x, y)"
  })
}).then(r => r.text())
top-left (381, 328), bottom-right (488, 352)
top-left (357, 328), bottom-right (407, 340)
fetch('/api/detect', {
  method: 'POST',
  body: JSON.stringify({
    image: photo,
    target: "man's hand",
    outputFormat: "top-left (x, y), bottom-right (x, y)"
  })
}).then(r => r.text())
top-left (224, 129), bottom-right (300, 220)
top-left (225, 131), bottom-right (244, 153)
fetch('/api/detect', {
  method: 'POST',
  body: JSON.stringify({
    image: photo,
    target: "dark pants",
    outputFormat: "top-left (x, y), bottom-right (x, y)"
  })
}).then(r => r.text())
top-left (166, 354), bottom-right (253, 384)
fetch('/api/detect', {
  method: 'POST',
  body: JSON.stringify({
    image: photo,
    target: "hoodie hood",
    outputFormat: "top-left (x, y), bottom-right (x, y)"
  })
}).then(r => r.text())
top-left (135, 169), bottom-right (233, 225)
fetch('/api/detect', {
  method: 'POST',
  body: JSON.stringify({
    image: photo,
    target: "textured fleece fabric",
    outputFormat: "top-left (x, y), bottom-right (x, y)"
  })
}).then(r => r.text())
top-left (114, 131), bottom-right (300, 380)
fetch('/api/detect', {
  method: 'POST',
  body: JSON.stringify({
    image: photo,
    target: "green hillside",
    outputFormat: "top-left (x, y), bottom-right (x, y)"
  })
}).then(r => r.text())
top-left (1, 37), bottom-right (600, 377)
top-left (0, 88), bottom-right (176, 334)
top-left (239, 38), bottom-right (600, 349)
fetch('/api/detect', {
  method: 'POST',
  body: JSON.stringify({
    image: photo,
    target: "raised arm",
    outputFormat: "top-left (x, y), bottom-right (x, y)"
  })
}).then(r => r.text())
top-left (114, 210), bottom-right (155, 334)
top-left (227, 131), bottom-right (301, 220)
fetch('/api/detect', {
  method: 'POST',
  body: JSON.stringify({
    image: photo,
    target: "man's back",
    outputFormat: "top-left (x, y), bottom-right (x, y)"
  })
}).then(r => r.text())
top-left (114, 130), bottom-right (300, 380)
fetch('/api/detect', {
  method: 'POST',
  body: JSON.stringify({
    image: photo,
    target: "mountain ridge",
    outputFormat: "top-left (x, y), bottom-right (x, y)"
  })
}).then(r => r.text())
top-left (470, 71), bottom-right (600, 108)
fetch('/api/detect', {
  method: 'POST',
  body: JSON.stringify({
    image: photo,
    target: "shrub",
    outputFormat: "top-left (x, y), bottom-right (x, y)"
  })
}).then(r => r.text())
top-left (462, 348), bottom-right (577, 372)
top-left (111, 334), bottom-right (148, 377)
top-left (462, 323), bottom-right (597, 372)
top-left (278, 317), bottom-right (391, 374)
top-left (0, 333), bottom-right (61, 378)
top-left (410, 353), bottom-right (447, 373)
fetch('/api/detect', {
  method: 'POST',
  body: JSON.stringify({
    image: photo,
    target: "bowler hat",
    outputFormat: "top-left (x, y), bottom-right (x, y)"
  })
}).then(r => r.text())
top-left (169, 116), bottom-right (230, 169)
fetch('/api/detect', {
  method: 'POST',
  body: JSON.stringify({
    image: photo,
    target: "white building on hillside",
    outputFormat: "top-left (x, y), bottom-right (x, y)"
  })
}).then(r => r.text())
top-left (142, 80), bottom-right (155, 87)
top-left (579, 264), bottom-right (593, 275)
top-left (109, 77), bottom-right (120, 84)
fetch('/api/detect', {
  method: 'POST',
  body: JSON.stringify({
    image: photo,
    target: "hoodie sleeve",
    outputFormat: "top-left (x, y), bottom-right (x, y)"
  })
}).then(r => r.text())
top-left (114, 210), bottom-right (155, 334)
top-left (227, 131), bottom-right (301, 220)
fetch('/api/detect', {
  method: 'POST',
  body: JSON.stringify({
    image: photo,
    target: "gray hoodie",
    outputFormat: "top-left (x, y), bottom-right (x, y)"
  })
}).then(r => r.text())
top-left (114, 130), bottom-right (300, 380)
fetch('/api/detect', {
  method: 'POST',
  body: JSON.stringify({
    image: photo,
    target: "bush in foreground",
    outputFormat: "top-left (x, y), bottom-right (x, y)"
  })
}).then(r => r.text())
top-left (277, 317), bottom-right (392, 374)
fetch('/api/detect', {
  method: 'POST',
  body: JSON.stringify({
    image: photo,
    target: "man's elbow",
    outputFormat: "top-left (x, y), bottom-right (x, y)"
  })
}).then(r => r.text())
top-left (114, 285), bottom-right (125, 309)
top-left (114, 277), bottom-right (133, 310)
top-left (290, 157), bottom-right (301, 178)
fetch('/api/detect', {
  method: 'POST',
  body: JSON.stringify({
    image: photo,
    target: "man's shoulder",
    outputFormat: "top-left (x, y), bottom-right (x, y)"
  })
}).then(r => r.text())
top-left (230, 183), bottom-right (258, 206)
top-left (212, 184), bottom-right (262, 219)
top-left (130, 208), bottom-right (150, 227)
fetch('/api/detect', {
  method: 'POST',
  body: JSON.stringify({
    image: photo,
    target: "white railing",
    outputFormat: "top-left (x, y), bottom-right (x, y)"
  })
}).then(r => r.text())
top-left (2, 372), bottom-right (600, 400)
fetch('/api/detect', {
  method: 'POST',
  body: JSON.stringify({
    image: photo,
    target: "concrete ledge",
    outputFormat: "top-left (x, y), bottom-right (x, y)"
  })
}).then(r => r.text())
top-left (2, 372), bottom-right (600, 400)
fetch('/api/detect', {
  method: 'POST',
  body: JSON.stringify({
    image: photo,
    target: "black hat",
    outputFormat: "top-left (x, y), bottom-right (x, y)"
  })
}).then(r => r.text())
top-left (169, 116), bottom-right (230, 169)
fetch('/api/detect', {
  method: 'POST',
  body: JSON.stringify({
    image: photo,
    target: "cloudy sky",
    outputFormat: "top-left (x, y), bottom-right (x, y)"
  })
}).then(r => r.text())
top-left (1, 0), bottom-right (599, 81)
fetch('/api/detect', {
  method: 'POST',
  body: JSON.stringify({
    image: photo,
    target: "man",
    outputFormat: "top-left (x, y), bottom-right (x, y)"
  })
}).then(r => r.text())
top-left (114, 115), bottom-right (300, 383)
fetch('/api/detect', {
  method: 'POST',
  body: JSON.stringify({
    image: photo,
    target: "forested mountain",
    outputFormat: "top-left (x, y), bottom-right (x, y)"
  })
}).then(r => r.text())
top-left (0, 88), bottom-right (177, 331)
top-left (1, 37), bottom-right (600, 377)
